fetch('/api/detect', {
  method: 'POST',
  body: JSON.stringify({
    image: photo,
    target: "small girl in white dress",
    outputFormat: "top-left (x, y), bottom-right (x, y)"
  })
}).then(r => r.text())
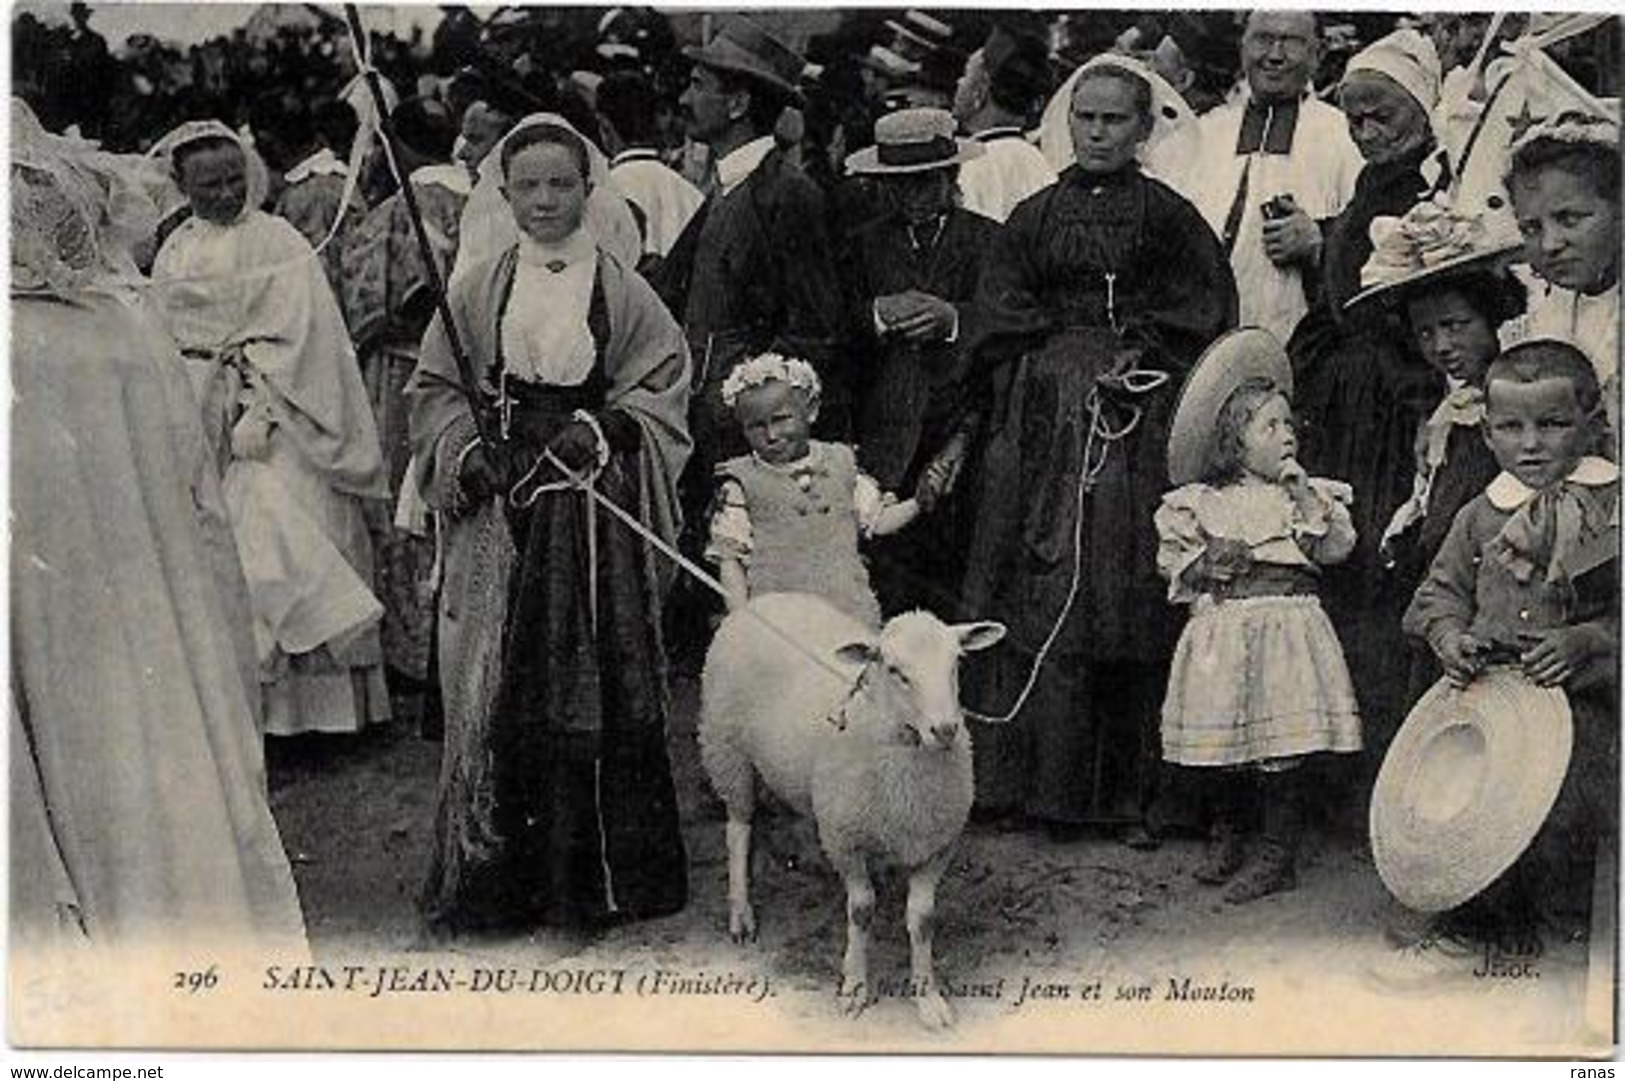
top-left (1156, 328), bottom-right (1363, 903)
top-left (706, 353), bottom-right (925, 629)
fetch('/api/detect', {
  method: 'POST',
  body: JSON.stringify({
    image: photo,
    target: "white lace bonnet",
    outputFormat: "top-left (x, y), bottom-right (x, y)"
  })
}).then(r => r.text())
top-left (10, 97), bottom-right (163, 291)
top-left (456, 111), bottom-right (643, 272)
top-left (146, 118), bottom-right (272, 225)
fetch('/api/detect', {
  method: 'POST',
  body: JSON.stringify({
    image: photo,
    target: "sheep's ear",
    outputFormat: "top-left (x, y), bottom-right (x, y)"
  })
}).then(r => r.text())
top-left (954, 621), bottom-right (1006, 653)
top-left (833, 641), bottom-right (881, 667)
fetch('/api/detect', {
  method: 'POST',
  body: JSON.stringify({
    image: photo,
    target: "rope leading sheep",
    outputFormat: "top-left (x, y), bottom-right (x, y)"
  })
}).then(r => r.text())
top-left (699, 592), bottom-right (1006, 1029)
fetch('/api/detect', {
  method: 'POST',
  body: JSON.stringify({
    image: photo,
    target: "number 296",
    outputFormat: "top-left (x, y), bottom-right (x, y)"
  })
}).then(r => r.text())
top-left (174, 965), bottom-right (219, 993)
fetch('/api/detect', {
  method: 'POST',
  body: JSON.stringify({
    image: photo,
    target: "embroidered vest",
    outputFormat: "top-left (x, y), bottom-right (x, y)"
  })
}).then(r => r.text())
top-left (718, 442), bottom-right (881, 629)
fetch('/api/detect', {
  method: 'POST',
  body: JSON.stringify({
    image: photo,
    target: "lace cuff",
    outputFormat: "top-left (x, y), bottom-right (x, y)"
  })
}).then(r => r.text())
top-left (1290, 478), bottom-right (1353, 536)
top-left (1291, 478), bottom-right (1356, 565)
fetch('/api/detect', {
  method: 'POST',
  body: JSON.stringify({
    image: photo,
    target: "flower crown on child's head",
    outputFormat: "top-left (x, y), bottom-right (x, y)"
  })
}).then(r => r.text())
top-left (720, 352), bottom-right (823, 410)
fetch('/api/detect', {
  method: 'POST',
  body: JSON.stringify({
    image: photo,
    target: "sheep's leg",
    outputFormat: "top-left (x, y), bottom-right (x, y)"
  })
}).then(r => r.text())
top-left (704, 731), bottom-right (758, 944)
top-left (725, 814), bottom-right (757, 943)
top-left (833, 853), bottom-right (875, 1017)
top-left (907, 849), bottom-right (954, 1030)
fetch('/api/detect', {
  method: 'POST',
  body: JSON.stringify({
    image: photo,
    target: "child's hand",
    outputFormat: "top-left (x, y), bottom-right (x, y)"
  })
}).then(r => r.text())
top-left (1277, 457), bottom-right (1309, 488)
top-left (1438, 631), bottom-right (1488, 688)
top-left (1519, 626), bottom-right (1605, 687)
top-left (1278, 458), bottom-right (1317, 505)
top-left (1199, 537), bottom-right (1252, 582)
top-left (1278, 458), bottom-right (1326, 519)
top-left (915, 434), bottom-right (969, 512)
top-left (915, 471), bottom-right (941, 514)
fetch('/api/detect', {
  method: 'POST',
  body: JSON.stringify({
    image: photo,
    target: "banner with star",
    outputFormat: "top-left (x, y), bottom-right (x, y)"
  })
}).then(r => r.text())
top-left (1446, 16), bottom-right (1620, 231)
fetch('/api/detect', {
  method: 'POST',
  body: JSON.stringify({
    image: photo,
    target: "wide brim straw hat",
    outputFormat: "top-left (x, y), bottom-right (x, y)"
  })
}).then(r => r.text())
top-left (862, 44), bottom-right (920, 82)
top-left (845, 106), bottom-right (985, 175)
top-left (683, 15), bottom-right (807, 104)
top-left (1370, 670), bottom-right (1573, 913)
top-left (1345, 197), bottom-right (1527, 314)
top-left (1345, 240), bottom-right (1525, 314)
top-left (1166, 327), bottom-right (1292, 487)
top-left (885, 9), bottom-right (957, 57)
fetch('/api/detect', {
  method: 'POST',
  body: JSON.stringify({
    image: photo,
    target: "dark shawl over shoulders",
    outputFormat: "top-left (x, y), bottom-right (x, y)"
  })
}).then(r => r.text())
top-left (1289, 145), bottom-right (1441, 428)
top-left (408, 248), bottom-right (691, 590)
top-left (972, 165), bottom-right (1238, 382)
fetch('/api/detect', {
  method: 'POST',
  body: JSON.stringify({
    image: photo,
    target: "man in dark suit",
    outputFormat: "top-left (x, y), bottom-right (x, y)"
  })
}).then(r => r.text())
top-left (653, 17), bottom-right (850, 665)
top-left (655, 15), bottom-right (848, 464)
top-left (840, 106), bottom-right (1001, 618)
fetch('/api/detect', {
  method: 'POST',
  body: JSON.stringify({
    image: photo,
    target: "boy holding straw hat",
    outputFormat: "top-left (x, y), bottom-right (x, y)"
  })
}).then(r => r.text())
top-left (1373, 338), bottom-right (1617, 987)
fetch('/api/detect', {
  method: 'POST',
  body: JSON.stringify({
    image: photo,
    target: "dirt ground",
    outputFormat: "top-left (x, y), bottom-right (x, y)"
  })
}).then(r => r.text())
top-left (264, 677), bottom-right (1614, 1056)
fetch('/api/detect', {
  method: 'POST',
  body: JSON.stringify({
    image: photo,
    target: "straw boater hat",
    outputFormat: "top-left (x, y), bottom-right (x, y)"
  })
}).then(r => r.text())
top-left (1166, 327), bottom-right (1293, 487)
top-left (862, 43), bottom-right (921, 83)
top-left (885, 9), bottom-right (958, 62)
top-left (683, 15), bottom-right (807, 104)
top-left (1370, 671), bottom-right (1573, 913)
top-left (1345, 196), bottom-right (1524, 313)
top-left (844, 107), bottom-right (985, 176)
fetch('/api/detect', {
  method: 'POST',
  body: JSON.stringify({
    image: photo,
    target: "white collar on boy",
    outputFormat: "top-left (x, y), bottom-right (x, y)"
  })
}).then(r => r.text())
top-left (1485, 455), bottom-right (1619, 511)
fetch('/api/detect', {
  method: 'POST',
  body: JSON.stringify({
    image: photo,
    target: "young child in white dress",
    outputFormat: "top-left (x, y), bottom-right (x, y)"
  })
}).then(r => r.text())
top-left (706, 353), bottom-right (932, 630)
top-left (1156, 329), bottom-right (1363, 903)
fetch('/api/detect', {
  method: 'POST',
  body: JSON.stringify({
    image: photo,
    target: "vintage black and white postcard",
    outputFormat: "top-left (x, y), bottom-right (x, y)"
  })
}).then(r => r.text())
top-left (7, 1), bottom-right (1620, 1057)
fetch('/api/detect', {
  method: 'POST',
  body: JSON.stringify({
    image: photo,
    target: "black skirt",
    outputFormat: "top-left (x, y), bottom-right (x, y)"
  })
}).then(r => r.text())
top-left (423, 389), bottom-right (687, 933)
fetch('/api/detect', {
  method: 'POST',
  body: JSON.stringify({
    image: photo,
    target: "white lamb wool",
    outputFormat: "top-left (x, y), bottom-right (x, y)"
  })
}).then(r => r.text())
top-left (699, 592), bottom-right (1004, 1030)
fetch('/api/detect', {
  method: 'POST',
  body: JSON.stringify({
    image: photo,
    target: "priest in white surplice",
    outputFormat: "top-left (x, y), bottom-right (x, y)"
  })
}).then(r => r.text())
top-left (1187, 11), bottom-right (1364, 343)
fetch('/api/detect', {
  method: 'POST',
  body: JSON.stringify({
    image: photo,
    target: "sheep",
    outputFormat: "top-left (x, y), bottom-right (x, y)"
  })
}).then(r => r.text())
top-left (699, 591), bottom-right (1006, 1030)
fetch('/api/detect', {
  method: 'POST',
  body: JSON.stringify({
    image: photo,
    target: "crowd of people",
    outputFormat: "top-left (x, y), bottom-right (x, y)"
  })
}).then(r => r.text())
top-left (9, 5), bottom-right (1620, 995)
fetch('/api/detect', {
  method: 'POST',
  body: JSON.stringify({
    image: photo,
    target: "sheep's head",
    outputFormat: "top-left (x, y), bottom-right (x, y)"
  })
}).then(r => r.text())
top-left (833, 611), bottom-right (1006, 751)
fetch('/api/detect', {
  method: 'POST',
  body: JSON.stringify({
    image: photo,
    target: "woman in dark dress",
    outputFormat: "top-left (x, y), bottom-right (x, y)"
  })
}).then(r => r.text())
top-left (961, 58), bottom-right (1237, 841)
top-left (407, 116), bottom-right (692, 933)
top-left (1287, 29), bottom-right (1454, 757)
